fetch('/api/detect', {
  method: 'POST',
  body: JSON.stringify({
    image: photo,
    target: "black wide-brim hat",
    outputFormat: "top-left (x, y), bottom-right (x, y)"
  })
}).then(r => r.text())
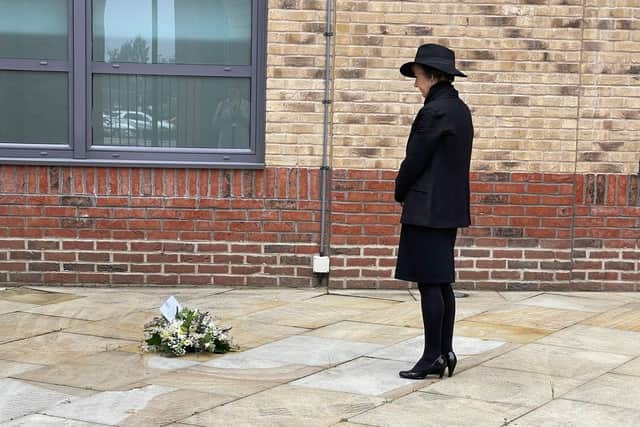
top-left (400, 43), bottom-right (467, 78)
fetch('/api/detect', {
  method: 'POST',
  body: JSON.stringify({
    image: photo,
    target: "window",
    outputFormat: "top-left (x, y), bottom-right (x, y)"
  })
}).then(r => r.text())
top-left (0, 0), bottom-right (266, 167)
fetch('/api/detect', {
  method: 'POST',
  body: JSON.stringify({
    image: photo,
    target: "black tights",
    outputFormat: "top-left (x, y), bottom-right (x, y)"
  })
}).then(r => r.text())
top-left (414, 282), bottom-right (456, 370)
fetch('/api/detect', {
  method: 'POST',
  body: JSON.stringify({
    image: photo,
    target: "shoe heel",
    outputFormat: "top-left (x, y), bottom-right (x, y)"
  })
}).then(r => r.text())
top-left (446, 351), bottom-right (457, 377)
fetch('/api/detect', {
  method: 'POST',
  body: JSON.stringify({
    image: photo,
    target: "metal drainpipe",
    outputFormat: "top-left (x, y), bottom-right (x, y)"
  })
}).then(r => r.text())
top-left (319, 0), bottom-right (333, 257)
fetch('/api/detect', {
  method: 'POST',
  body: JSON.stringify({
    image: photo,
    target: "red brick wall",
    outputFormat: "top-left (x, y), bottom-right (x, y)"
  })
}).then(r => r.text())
top-left (1, 165), bottom-right (638, 290)
top-left (0, 166), bottom-right (324, 287)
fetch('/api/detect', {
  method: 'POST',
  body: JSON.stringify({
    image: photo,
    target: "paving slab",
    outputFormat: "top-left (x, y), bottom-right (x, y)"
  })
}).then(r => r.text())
top-left (349, 301), bottom-right (423, 328)
top-left (517, 292), bottom-right (627, 313)
top-left (18, 380), bottom-right (97, 399)
top-left (2, 414), bottom-right (106, 426)
top-left (329, 289), bottom-right (416, 302)
top-left (0, 332), bottom-right (133, 365)
top-left (518, 293), bottom-right (626, 313)
top-left (26, 298), bottom-right (140, 321)
top-left (562, 373), bottom-right (640, 410)
top-left (0, 300), bottom-right (38, 315)
top-left (144, 363), bottom-right (316, 397)
top-left (537, 324), bottom-right (640, 356)
top-left (483, 343), bottom-right (631, 382)
top-left (222, 288), bottom-right (325, 302)
top-left (0, 378), bottom-right (75, 423)
top-left (582, 302), bottom-right (640, 332)
top-left (228, 335), bottom-right (384, 367)
top-left (221, 318), bottom-right (307, 350)
top-left (0, 288), bottom-right (82, 305)
top-left (64, 310), bottom-right (156, 341)
top-left (351, 292), bottom-right (509, 329)
top-left (351, 391), bottom-right (529, 427)
top-left (422, 366), bottom-right (583, 408)
top-left (305, 320), bottom-right (422, 345)
top-left (305, 294), bottom-right (400, 311)
top-left (14, 351), bottom-right (196, 391)
top-left (614, 356), bottom-right (640, 377)
top-left (0, 312), bottom-right (89, 344)
top-left (330, 423), bottom-right (372, 427)
top-left (243, 301), bottom-right (366, 329)
top-left (180, 384), bottom-right (385, 427)
top-left (194, 295), bottom-right (289, 321)
top-left (202, 353), bottom-right (296, 369)
top-left (465, 305), bottom-right (593, 330)
top-left (497, 291), bottom-right (542, 302)
top-left (118, 388), bottom-right (232, 426)
top-left (292, 357), bottom-right (415, 396)
top-left (0, 360), bottom-right (43, 378)
top-left (570, 292), bottom-right (640, 301)
top-left (454, 320), bottom-right (553, 344)
top-left (367, 335), bottom-right (506, 364)
top-left (509, 398), bottom-right (640, 427)
top-left (43, 385), bottom-right (175, 425)
top-left (453, 291), bottom-right (511, 320)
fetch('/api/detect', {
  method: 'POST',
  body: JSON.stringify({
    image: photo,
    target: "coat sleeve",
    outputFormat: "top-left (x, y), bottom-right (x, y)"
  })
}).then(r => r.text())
top-left (394, 107), bottom-right (446, 203)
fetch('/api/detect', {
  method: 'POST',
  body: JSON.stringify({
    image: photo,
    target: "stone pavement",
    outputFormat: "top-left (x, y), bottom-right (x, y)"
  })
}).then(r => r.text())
top-left (1, 287), bottom-right (640, 426)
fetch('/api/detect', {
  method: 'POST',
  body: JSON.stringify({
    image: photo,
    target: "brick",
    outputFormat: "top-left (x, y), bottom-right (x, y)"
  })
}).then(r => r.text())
top-left (0, 262), bottom-right (26, 271)
top-left (97, 264), bottom-right (128, 272)
top-left (148, 254), bottom-right (178, 263)
top-left (9, 273), bottom-right (43, 283)
top-left (165, 265), bottom-right (195, 274)
top-left (132, 264), bottom-right (162, 273)
top-left (10, 251), bottom-right (41, 261)
top-left (604, 261), bottom-right (635, 271)
top-left (60, 196), bottom-right (93, 207)
top-left (28, 263), bottom-right (60, 272)
top-left (162, 243), bottom-right (195, 253)
top-left (46, 253), bottom-right (75, 262)
top-left (0, 240), bottom-right (25, 250)
top-left (112, 274), bottom-right (144, 285)
top-left (180, 275), bottom-right (213, 285)
top-left (63, 263), bottom-right (95, 272)
top-left (79, 253), bottom-right (109, 262)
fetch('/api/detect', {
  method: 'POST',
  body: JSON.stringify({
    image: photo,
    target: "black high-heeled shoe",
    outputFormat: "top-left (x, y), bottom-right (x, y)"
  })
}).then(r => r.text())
top-left (445, 351), bottom-right (457, 377)
top-left (398, 355), bottom-right (446, 380)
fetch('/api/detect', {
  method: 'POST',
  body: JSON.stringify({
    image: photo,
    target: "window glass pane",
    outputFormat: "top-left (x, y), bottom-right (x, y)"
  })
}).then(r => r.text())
top-left (93, 0), bottom-right (251, 65)
top-left (0, 71), bottom-right (68, 144)
top-left (0, 0), bottom-right (68, 60)
top-left (93, 75), bottom-right (250, 149)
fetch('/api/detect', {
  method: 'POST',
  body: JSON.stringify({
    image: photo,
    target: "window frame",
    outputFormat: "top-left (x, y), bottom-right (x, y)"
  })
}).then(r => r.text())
top-left (0, 0), bottom-right (267, 168)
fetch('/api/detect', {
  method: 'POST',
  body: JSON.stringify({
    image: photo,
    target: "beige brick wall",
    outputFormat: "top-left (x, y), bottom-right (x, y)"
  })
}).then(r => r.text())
top-left (578, 0), bottom-right (640, 174)
top-left (265, 0), bottom-right (640, 174)
top-left (265, 0), bottom-right (329, 167)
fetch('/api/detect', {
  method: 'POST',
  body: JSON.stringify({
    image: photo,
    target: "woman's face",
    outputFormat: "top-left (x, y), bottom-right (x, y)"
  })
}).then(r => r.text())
top-left (412, 64), bottom-right (438, 98)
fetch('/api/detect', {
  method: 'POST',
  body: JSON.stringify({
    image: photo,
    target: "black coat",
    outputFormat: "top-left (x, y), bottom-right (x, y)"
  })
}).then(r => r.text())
top-left (394, 81), bottom-right (473, 228)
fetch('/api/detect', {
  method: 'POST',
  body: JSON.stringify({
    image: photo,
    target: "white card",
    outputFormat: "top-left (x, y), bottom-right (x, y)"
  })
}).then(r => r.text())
top-left (160, 296), bottom-right (182, 322)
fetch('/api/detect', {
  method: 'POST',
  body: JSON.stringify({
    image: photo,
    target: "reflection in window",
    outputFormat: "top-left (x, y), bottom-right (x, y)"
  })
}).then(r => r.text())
top-left (93, 75), bottom-right (250, 149)
top-left (0, 0), bottom-right (67, 60)
top-left (93, 0), bottom-right (251, 65)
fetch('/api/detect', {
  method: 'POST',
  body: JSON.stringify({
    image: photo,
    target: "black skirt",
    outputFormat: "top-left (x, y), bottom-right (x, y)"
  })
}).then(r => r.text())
top-left (395, 224), bottom-right (457, 284)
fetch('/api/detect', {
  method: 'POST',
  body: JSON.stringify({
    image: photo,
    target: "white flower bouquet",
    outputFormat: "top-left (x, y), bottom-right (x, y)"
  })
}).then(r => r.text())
top-left (143, 306), bottom-right (235, 357)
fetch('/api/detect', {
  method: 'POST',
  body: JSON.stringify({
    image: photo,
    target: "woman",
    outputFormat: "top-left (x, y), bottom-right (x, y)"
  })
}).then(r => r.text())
top-left (395, 44), bottom-right (473, 380)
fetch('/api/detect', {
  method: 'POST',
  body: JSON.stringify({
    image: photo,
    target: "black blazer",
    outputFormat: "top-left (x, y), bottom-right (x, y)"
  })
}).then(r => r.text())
top-left (394, 81), bottom-right (473, 228)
